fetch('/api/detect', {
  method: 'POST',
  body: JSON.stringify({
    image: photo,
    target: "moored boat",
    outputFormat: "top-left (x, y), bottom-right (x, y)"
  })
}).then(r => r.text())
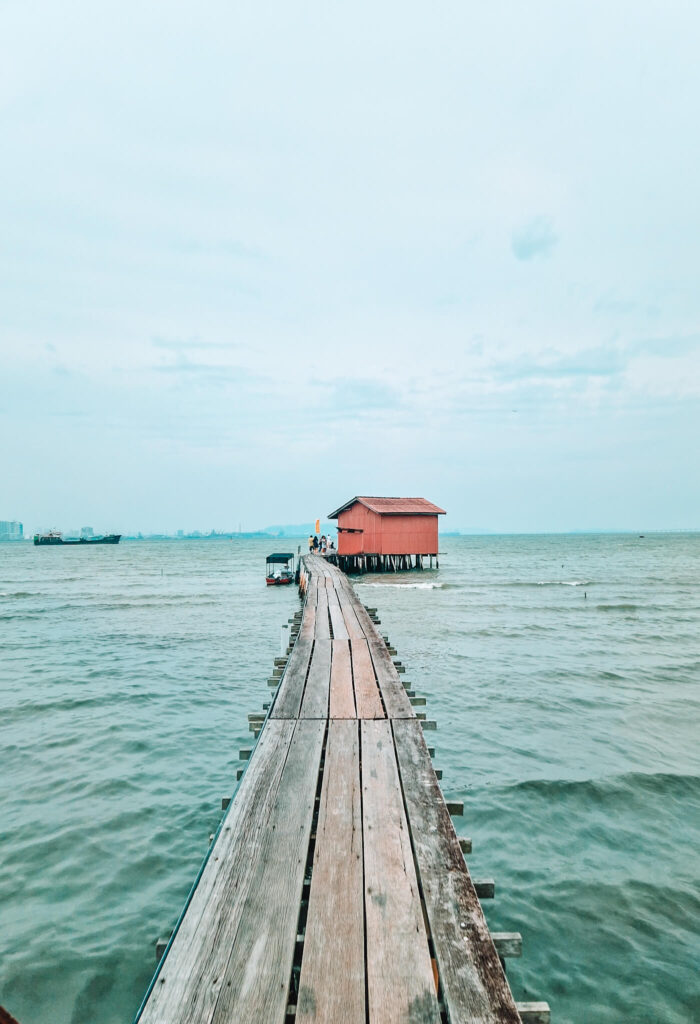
top-left (34, 532), bottom-right (121, 546)
top-left (266, 552), bottom-right (295, 585)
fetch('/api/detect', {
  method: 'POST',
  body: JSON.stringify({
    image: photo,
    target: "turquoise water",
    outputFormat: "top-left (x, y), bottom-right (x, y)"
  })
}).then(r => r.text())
top-left (1, 535), bottom-right (699, 1023)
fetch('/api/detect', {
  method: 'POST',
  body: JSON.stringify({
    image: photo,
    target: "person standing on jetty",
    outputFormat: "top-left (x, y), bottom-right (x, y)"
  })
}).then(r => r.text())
top-left (320, 534), bottom-right (327, 554)
top-left (308, 534), bottom-right (314, 552)
top-left (312, 535), bottom-right (319, 551)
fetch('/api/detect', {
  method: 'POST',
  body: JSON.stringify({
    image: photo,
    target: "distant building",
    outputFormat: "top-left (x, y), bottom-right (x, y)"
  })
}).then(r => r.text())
top-left (80, 526), bottom-right (94, 539)
top-left (328, 497), bottom-right (445, 560)
top-left (0, 521), bottom-right (23, 541)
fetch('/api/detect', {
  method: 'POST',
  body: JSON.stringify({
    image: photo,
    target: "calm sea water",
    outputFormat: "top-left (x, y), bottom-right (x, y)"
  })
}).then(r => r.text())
top-left (1, 535), bottom-right (698, 1023)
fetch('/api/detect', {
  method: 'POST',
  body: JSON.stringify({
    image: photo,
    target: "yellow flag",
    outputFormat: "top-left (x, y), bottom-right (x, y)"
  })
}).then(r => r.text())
top-left (315, 519), bottom-right (320, 534)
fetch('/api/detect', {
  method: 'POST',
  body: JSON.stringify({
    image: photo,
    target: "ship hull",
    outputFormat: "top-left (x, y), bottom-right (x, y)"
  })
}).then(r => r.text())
top-left (34, 535), bottom-right (121, 546)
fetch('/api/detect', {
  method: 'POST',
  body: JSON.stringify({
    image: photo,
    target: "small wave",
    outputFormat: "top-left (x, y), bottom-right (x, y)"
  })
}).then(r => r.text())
top-left (536, 580), bottom-right (592, 587)
top-left (356, 581), bottom-right (444, 589)
top-left (5, 690), bottom-right (158, 721)
top-left (0, 591), bottom-right (35, 598)
top-left (597, 603), bottom-right (638, 612)
top-left (509, 771), bottom-right (700, 803)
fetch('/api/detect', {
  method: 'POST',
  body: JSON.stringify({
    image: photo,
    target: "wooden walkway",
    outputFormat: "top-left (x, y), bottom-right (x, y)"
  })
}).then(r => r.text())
top-left (136, 556), bottom-right (546, 1024)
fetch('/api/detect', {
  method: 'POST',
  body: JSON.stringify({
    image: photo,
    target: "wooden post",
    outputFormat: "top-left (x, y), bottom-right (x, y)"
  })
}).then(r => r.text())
top-left (516, 1003), bottom-right (551, 1024)
top-left (492, 933), bottom-right (522, 958)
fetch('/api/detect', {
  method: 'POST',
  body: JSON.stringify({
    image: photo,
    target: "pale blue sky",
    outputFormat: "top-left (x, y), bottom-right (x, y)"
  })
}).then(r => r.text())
top-left (2, 0), bottom-right (699, 533)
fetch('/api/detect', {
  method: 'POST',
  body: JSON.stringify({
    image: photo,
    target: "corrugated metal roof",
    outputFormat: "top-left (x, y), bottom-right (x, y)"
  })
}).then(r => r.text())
top-left (328, 496), bottom-right (446, 518)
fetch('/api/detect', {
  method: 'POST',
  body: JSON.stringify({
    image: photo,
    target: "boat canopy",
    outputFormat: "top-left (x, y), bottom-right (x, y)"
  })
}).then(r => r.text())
top-left (266, 552), bottom-right (294, 564)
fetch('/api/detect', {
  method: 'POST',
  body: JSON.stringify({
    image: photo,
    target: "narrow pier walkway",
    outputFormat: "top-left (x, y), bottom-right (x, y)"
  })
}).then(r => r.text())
top-left (137, 556), bottom-right (532, 1024)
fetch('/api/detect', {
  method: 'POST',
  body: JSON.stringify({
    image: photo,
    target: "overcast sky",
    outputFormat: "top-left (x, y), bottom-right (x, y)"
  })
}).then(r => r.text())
top-left (2, 0), bottom-right (699, 534)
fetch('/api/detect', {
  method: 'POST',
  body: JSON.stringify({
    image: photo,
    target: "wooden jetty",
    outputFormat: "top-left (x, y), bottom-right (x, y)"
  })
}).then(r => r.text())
top-left (135, 555), bottom-right (549, 1024)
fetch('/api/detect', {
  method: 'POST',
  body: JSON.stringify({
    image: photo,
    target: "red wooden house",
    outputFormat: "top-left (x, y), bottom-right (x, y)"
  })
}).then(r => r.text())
top-left (327, 496), bottom-right (446, 571)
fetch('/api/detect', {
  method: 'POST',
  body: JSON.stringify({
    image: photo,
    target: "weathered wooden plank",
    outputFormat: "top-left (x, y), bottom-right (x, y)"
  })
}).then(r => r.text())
top-left (138, 719), bottom-right (296, 1023)
top-left (336, 585), bottom-right (367, 640)
top-left (347, 596), bottom-right (380, 638)
top-left (327, 586), bottom-right (349, 640)
top-left (329, 639), bottom-right (355, 719)
top-left (361, 720), bottom-right (440, 1024)
top-left (300, 639), bottom-right (332, 719)
top-left (297, 720), bottom-right (364, 1024)
top-left (271, 638), bottom-right (313, 719)
top-left (314, 587), bottom-right (331, 639)
top-left (367, 639), bottom-right (415, 719)
top-left (300, 602), bottom-right (316, 639)
top-left (211, 719), bottom-right (326, 1024)
top-left (300, 578), bottom-right (318, 639)
top-left (392, 719), bottom-right (521, 1024)
top-left (351, 638), bottom-right (385, 719)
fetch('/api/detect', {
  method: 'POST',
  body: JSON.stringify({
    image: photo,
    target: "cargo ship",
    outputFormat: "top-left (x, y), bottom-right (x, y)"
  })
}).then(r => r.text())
top-left (33, 531), bottom-right (121, 546)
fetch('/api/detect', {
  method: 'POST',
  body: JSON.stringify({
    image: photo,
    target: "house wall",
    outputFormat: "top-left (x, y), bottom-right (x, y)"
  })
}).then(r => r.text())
top-left (378, 514), bottom-right (439, 555)
top-left (336, 505), bottom-right (380, 555)
top-left (336, 505), bottom-right (439, 555)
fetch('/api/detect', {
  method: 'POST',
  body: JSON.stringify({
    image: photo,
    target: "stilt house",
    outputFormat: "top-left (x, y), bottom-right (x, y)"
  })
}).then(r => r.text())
top-left (328, 496), bottom-right (445, 568)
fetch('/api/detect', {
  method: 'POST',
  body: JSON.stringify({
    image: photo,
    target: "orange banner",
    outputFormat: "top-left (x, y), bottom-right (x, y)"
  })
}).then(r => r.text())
top-left (315, 519), bottom-right (320, 534)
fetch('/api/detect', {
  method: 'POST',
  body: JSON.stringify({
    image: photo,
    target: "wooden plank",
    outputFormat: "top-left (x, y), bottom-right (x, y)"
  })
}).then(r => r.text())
top-left (329, 639), bottom-right (355, 719)
top-left (351, 638), bottom-right (384, 719)
top-left (138, 720), bottom-right (296, 1023)
top-left (297, 720), bottom-right (364, 1024)
top-left (347, 596), bottom-right (380, 638)
top-left (327, 586), bottom-right (349, 640)
top-left (314, 587), bottom-right (331, 639)
top-left (300, 603), bottom-right (316, 639)
top-left (271, 638), bottom-right (313, 719)
top-left (300, 639), bottom-right (332, 719)
top-left (367, 639), bottom-right (415, 719)
top-left (336, 586), bottom-right (367, 640)
top-left (211, 719), bottom-right (326, 1024)
top-left (300, 578), bottom-right (318, 639)
top-left (361, 720), bottom-right (440, 1024)
top-left (392, 719), bottom-right (521, 1024)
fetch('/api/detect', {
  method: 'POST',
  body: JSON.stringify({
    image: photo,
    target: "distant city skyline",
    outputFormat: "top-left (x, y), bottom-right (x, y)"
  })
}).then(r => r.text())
top-left (0, 521), bottom-right (23, 541)
top-left (8, 518), bottom-right (699, 541)
top-left (2, 2), bottom-right (699, 533)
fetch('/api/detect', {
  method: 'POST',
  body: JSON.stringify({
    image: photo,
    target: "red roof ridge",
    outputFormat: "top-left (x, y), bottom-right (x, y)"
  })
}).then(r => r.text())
top-left (328, 496), bottom-right (446, 518)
